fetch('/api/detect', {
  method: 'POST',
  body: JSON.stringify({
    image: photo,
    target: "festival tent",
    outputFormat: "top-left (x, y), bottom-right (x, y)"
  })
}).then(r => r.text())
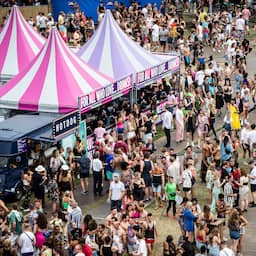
top-left (0, 28), bottom-right (114, 113)
top-left (77, 10), bottom-right (179, 83)
top-left (0, 5), bottom-right (45, 76)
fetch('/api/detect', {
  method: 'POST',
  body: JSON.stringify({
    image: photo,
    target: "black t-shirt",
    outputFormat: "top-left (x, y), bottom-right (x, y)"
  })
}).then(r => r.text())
top-left (182, 241), bottom-right (195, 256)
top-left (144, 120), bottom-right (153, 134)
top-left (221, 168), bottom-right (229, 183)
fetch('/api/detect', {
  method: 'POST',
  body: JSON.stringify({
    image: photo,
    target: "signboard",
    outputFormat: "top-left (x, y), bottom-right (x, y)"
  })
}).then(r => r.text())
top-left (136, 57), bottom-right (180, 85)
top-left (52, 110), bottom-right (80, 138)
top-left (79, 75), bottom-right (132, 111)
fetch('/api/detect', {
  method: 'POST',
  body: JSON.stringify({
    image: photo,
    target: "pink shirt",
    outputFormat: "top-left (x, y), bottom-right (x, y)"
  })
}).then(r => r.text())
top-left (94, 127), bottom-right (106, 140)
top-left (242, 9), bottom-right (251, 21)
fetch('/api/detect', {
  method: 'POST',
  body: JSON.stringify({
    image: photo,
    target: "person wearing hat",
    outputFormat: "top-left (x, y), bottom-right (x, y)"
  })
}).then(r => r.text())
top-left (59, 164), bottom-right (73, 198)
top-left (108, 173), bottom-right (125, 212)
top-left (162, 104), bottom-right (173, 148)
top-left (32, 165), bottom-right (47, 208)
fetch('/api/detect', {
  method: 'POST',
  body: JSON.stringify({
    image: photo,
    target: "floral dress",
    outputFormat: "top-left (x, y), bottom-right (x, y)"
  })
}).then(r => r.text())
top-left (206, 170), bottom-right (214, 190)
top-left (48, 179), bottom-right (59, 203)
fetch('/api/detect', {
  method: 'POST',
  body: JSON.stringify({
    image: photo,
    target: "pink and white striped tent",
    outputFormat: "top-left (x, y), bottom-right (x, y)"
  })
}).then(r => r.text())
top-left (0, 5), bottom-right (45, 76)
top-left (0, 28), bottom-right (113, 113)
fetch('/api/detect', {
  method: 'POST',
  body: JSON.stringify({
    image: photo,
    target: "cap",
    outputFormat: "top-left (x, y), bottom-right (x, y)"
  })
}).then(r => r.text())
top-left (113, 173), bottom-right (120, 177)
top-left (35, 165), bottom-right (46, 172)
top-left (61, 164), bottom-right (69, 171)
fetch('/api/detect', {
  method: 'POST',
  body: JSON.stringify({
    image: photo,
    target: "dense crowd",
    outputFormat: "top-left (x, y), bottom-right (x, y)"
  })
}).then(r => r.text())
top-left (0, 0), bottom-right (256, 256)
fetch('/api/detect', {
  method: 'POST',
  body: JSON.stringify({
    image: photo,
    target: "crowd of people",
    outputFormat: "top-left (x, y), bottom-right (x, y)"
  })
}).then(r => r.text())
top-left (0, 0), bottom-right (256, 256)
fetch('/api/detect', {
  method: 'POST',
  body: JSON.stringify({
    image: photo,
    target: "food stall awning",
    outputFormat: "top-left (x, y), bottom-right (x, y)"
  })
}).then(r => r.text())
top-left (0, 115), bottom-right (53, 156)
top-left (0, 111), bottom-right (81, 156)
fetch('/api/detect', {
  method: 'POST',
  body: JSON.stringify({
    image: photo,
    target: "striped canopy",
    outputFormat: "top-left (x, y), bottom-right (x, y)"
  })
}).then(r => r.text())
top-left (77, 10), bottom-right (171, 80)
top-left (0, 5), bottom-right (45, 76)
top-left (0, 28), bottom-right (113, 113)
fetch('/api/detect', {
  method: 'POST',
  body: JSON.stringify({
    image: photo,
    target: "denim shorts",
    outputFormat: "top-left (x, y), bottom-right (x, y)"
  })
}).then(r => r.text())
top-left (152, 184), bottom-right (161, 193)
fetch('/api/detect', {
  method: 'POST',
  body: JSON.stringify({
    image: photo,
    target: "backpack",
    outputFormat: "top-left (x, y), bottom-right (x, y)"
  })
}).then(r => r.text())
top-left (79, 155), bottom-right (91, 174)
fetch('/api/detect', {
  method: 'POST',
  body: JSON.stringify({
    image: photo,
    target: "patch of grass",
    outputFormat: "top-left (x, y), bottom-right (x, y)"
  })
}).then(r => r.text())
top-left (81, 195), bottom-right (108, 213)
top-left (153, 126), bottom-right (165, 141)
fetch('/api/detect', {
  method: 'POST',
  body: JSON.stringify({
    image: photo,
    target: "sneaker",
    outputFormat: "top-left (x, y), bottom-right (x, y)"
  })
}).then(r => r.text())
top-left (191, 141), bottom-right (195, 147)
top-left (173, 216), bottom-right (177, 220)
top-left (186, 142), bottom-right (190, 147)
top-left (165, 213), bottom-right (169, 217)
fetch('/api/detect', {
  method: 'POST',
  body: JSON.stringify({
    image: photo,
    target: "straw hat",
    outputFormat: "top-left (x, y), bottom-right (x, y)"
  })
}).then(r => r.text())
top-left (35, 165), bottom-right (46, 172)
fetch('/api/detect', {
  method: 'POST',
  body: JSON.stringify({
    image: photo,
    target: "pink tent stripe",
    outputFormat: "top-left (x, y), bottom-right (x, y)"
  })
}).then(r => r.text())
top-left (55, 35), bottom-right (85, 111)
top-left (0, 5), bottom-right (45, 75)
top-left (0, 16), bottom-right (13, 74)
top-left (0, 28), bottom-right (115, 113)
top-left (18, 38), bottom-right (52, 111)
top-left (16, 19), bottom-right (41, 75)
top-left (15, 6), bottom-right (44, 48)
top-left (59, 31), bottom-right (113, 84)
top-left (16, 10), bottom-right (44, 49)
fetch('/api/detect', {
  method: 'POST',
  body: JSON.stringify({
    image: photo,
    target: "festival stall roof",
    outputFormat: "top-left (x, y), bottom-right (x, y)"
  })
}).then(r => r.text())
top-left (77, 10), bottom-right (178, 82)
top-left (0, 28), bottom-right (114, 113)
top-left (0, 5), bottom-right (45, 76)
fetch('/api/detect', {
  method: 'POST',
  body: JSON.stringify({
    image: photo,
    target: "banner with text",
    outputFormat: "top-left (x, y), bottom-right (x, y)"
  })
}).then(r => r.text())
top-left (136, 57), bottom-right (180, 85)
top-left (79, 75), bottom-right (132, 112)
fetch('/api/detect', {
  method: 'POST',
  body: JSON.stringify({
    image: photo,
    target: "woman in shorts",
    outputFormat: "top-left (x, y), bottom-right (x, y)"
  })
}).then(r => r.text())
top-left (151, 161), bottom-right (164, 210)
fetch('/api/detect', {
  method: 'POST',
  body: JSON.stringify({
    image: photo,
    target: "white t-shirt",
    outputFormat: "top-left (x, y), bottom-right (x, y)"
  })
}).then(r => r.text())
top-left (182, 169), bottom-right (192, 188)
top-left (39, 15), bottom-right (47, 28)
top-left (137, 238), bottom-right (147, 256)
top-left (92, 159), bottom-right (103, 172)
top-left (162, 111), bottom-right (173, 129)
top-left (248, 130), bottom-right (256, 146)
top-left (110, 181), bottom-right (125, 200)
top-left (19, 231), bottom-right (35, 254)
top-left (250, 166), bottom-right (256, 185)
top-left (236, 18), bottom-right (245, 31)
top-left (205, 68), bottom-right (214, 76)
top-left (241, 128), bottom-right (250, 144)
top-left (152, 24), bottom-right (159, 37)
top-left (195, 70), bottom-right (205, 86)
top-left (220, 247), bottom-right (235, 256)
top-left (142, 7), bottom-right (148, 17)
top-left (226, 39), bottom-right (236, 51)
